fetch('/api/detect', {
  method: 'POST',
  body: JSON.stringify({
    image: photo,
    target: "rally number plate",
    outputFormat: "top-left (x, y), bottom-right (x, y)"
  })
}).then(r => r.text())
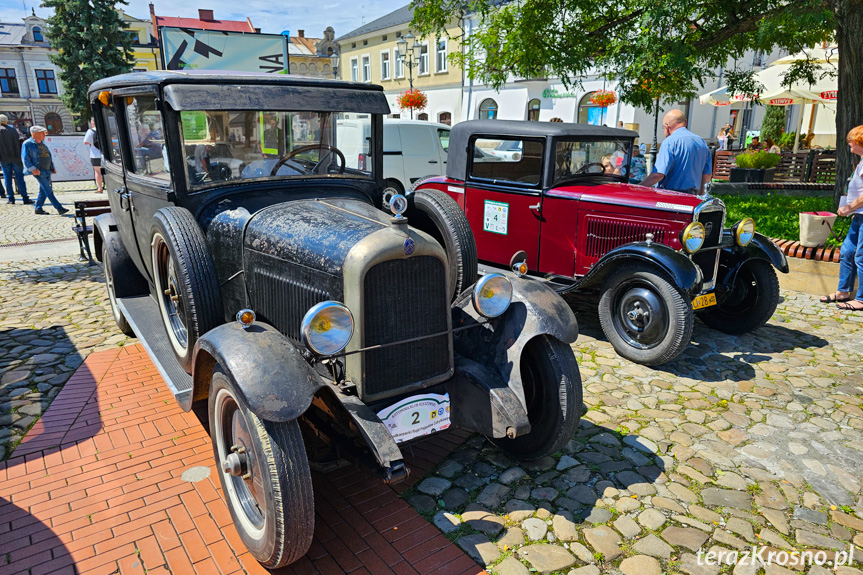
top-left (692, 293), bottom-right (717, 310)
top-left (377, 393), bottom-right (451, 444)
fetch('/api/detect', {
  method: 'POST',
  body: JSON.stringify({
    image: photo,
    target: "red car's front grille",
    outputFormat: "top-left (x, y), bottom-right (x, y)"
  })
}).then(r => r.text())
top-left (584, 217), bottom-right (667, 258)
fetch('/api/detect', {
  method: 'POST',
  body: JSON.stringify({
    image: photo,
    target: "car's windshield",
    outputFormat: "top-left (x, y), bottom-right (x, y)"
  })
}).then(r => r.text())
top-left (494, 140), bottom-right (521, 151)
top-left (179, 110), bottom-right (373, 189)
top-left (553, 139), bottom-right (632, 184)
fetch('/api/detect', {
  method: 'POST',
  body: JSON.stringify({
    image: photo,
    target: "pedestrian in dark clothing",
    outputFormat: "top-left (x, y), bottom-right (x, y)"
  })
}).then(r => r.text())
top-left (0, 114), bottom-right (32, 204)
top-left (22, 125), bottom-right (67, 215)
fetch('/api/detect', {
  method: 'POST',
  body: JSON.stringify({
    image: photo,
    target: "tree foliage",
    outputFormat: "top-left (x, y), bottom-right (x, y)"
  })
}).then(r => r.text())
top-left (411, 0), bottom-right (862, 200)
top-left (760, 106), bottom-right (787, 143)
top-left (43, 0), bottom-right (134, 120)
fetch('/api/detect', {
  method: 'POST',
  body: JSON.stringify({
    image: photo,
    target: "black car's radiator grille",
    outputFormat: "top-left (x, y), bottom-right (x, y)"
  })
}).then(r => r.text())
top-left (251, 267), bottom-right (332, 341)
top-left (696, 209), bottom-right (724, 249)
top-left (362, 256), bottom-right (450, 398)
top-left (585, 218), bottom-right (666, 258)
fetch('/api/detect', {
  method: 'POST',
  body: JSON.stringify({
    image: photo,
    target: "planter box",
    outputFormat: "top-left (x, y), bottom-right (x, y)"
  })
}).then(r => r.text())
top-left (729, 167), bottom-right (776, 183)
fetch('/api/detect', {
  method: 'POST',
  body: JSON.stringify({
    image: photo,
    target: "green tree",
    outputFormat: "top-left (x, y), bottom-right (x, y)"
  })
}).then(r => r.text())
top-left (760, 106), bottom-right (787, 145)
top-left (412, 0), bottom-right (861, 202)
top-left (43, 0), bottom-right (134, 120)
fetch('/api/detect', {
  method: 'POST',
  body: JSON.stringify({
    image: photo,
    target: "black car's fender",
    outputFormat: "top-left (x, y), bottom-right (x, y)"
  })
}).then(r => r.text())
top-left (716, 231), bottom-right (789, 289)
top-left (92, 212), bottom-right (118, 264)
top-left (572, 241), bottom-right (703, 295)
top-left (96, 216), bottom-right (148, 298)
top-left (190, 321), bottom-right (323, 420)
top-left (450, 274), bottom-right (577, 420)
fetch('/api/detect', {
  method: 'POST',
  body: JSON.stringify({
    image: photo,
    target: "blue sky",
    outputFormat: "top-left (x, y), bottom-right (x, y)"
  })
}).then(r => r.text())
top-left (0, 0), bottom-right (409, 40)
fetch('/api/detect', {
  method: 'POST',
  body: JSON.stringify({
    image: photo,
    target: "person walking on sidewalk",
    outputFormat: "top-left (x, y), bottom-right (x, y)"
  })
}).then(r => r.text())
top-left (0, 115), bottom-right (33, 204)
top-left (82, 119), bottom-right (103, 193)
top-left (22, 125), bottom-right (67, 215)
top-left (639, 109), bottom-right (712, 194)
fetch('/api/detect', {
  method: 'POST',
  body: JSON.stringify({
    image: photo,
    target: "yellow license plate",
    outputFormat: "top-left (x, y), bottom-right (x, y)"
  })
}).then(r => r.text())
top-left (692, 293), bottom-right (717, 310)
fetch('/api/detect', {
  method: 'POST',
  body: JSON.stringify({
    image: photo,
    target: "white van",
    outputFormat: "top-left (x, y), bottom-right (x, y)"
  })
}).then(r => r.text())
top-left (338, 118), bottom-right (450, 193)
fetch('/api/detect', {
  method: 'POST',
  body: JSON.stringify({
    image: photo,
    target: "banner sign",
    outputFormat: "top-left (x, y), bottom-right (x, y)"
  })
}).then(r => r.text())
top-left (542, 88), bottom-right (577, 99)
top-left (160, 27), bottom-right (288, 73)
top-left (820, 90), bottom-right (838, 101)
top-left (44, 135), bottom-right (92, 182)
top-left (769, 98), bottom-right (795, 105)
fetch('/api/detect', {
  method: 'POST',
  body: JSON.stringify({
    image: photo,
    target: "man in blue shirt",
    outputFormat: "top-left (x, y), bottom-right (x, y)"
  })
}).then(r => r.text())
top-left (21, 125), bottom-right (67, 215)
top-left (639, 110), bottom-right (712, 194)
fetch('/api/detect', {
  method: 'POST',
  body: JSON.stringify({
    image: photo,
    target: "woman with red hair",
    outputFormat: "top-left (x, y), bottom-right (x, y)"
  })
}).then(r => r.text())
top-left (822, 125), bottom-right (863, 310)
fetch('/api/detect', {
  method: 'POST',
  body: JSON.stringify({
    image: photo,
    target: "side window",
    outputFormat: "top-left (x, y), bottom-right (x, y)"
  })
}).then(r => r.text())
top-left (125, 95), bottom-right (170, 181)
top-left (437, 129), bottom-right (449, 152)
top-left (101, 106), bottom-right (122, 164)
top-left (471, 138), bottom-right (544, 186)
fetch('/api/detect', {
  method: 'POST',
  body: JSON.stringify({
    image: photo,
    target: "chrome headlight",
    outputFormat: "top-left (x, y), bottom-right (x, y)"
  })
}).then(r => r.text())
top-left (733, 218), bottom-right (756, 246)
top-left (680, 222), bottom-right (705, 253)
top-left (301, 301), bottom-right (354, 356)
top-left (472, 274), bottom-right (512, 318)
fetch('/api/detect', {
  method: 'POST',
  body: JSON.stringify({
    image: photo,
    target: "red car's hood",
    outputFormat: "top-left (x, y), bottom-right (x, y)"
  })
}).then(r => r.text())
top-left (550, 182), bottom-right (704, 214)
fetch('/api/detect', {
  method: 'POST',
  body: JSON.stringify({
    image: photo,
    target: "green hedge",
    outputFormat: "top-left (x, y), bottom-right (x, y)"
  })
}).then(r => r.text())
top-left (716, 194), bottom-right (850, 248)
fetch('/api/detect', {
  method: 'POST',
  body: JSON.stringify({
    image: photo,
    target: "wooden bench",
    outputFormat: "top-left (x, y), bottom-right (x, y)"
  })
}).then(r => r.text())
top-left (712, 151), bottom-right (741, 181)
top-left (774, 152), bottom-right (810, 182)
top-left (808, 153), bottom-right (837, 185)
top-left (73, 200), bottom-right (111, 265)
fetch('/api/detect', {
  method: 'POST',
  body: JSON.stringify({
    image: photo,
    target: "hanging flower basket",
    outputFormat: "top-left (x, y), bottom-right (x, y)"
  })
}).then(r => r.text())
top-left (397, 89), bottom-right (428, 112)
top-left (590, 90), bottom-right (617, 108)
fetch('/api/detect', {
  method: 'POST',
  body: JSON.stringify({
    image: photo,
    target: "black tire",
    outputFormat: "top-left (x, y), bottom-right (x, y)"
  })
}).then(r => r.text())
top-left (209, 368), bottom-right (314, 569)
top-left (102, 243), bottom-right (134, 337)
top-left (598, 265), bottom-right (693, 366)
top-left (493, 335), bottom-right (582, 460)
top-left (385, 178), bottom-right (405, 194)
top-left (408, 174), bottom-right (440, 193)
top-left (406, 188), bottom-right (478, 301)
top-left (697, 259), bottom-right (779, 334)
top-left (150, 207), bottom-right (223, 373)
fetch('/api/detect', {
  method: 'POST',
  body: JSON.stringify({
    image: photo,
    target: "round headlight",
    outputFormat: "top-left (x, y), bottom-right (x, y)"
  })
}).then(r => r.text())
top-left (734, 218), bottom-right (756, 246)
top-left (680, 222), bottom-right (705, 253)
top-left (512, 152), bottom-right (521, 161)
top-left (472, 274), bottom-right (513, 318)
top-left (301, 301), bottom-right (354, 356)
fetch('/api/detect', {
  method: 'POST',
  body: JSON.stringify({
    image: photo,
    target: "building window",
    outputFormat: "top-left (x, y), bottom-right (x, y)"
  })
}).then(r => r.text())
top-left (438, 111), bottom-right (451, 125)
top-left (362, 55), bottom-right (370, 82)
top-left (577, 92), bottom-right (603, 125)
top-left (32, 27), bottom-right (43, 42)
top-left (44, 112), bottom-right (62, 134)
top-left (436, 39), bottom-right (447, 72)
top-left (350, 58), bottom-right (359, 82)
top-left (36, 70), bottom-right (57, 95)
top-left (394, 49), bottom-right (404, 78)
top-left (0, 69), bottom-right (19, 96)
top-left (380, 51), bottom-right (390, 80)
top-left (133, 68), bottom-right (147, 73)
top-left (417, 113), bottom-right (428, 121)
top-left (418, 44), bottom-right (429, 75)
top-left (527, 98), bottom-right (541, 121)
top-left (479, 98), bottom-right (498, 120)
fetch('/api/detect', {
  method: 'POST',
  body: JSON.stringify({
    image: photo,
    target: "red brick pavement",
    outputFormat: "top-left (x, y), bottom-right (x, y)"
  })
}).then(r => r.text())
top-left (0, 344), bottom-right (487, 575)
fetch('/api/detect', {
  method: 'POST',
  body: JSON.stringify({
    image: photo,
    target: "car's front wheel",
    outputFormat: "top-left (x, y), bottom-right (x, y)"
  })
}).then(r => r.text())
top-left (493, 335), bottom-right (582, 460)
top-left (598, 265), bottom-right (693, 366)
top-left (209, 368), bottom-right (314, 569)
top-left (696, 259), bottom-right (779, 334)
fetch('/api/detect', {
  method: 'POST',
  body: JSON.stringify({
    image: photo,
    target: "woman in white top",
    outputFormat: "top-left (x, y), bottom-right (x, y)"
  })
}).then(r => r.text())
top-left (82, 119), bottom-right (103, 193)
top-left (822, 125), bottom-right (863, 310)
top-left (765, 138), bottom-right (782, 155)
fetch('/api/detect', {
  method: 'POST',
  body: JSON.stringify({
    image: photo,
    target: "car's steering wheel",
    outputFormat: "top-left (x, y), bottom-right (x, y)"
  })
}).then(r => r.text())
top-left (270, 144), bottom-right (346, 176)
top-left (574, 162), bottom-right (607, 174)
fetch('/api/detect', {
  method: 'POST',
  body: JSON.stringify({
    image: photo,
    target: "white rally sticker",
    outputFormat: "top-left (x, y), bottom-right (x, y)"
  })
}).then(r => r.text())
top-left (447, 185), bottom-right (464, 194)
top-left (656, 202), bottom-right (694, 212)
top-left (377, 393), bottom-right (451, 443)
top-left (483, 200), bottom-right (509, 234)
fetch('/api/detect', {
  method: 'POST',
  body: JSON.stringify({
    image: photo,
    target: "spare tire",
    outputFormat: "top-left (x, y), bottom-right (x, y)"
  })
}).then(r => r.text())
top-left (406, 188), bottom-right (478, 301)
top-left (151, 207), bottom-right (224, 372)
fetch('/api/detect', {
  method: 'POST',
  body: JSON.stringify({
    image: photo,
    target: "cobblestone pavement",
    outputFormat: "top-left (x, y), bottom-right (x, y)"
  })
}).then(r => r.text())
top-left (0, 180), bottom-right (102, 244)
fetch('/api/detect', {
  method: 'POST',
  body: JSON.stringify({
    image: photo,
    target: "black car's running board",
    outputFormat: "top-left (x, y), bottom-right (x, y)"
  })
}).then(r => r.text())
top-left (117, 295), bottom-right (193, 407)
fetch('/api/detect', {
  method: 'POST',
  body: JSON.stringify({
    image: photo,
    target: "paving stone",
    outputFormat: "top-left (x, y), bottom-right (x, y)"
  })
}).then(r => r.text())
top-left (492, 557), bottom-right (529, 575)
top-left (793, 507), bottom-right (827, 525)
top-left (701, 488), bottom-right (753, 510)
top-left (661, 526), bottom-right (709, 551)
top-left (463, 506), bottom-right (506, 536)
top-left (552, 511), bottom-right (579, 541)
top-left (417, 477), bottom-right (451, 496)
top-left (620, 555), bottom-right (661, 575)
top-left (455, 474), bottom-right (485, 491)
top-left (795, 529), bottom-right (845, 550)
top-left (637, 508), bottom-right (667, 530)
top-left (561, 466), bottom-right (591, 483)
top-left (441, 488), bottom-right (469, 509)
top-left (612, 515), bottom-right (640, 539)
top-left (616, 470), bottom-right (656, 495)
top-left (668, 482), bottom-right (700, 503)
top-left (531, 487), bottom-right (559, 502)
top-left (632, 533), bottom-right (674, 559)
top-left (583, 525), bottom-right (622, 559)
top-left (580, 507), bottom-right (612, 524)
top-left (761, 508), bottom-right (790, 534)
top-left (496, 527), bottom-right (525, 550)
top-left (477, 483), bottom-right (510, 509)
top-left (653, 496), bottom-right (686, 514)
top-left (726, 517), bottom-right (755, 542)
top-left (437, 459), bottom-right (464, 478)
top-left (457, 534), bottom-right (500, 566)
top-left (567, 567), bottom-right (600, 575)
top-left (672, 514), bottom-right (712, 532)
top-left (522, 517), bottom-right (548, 541)
top-left (505, 499), bottom-right (535, 521)
top-left (566, 485), bottom-right (597, 506)
top-left (831, 510), bottom-right (863, 531)
top-left (497, 466), bottom-right (526, 485)
top-left (614, 496), bottom-right (640, 512)
top-left (712, 529), bottom-right (748, 549)
top-left (679, 552), bottom-right (720, 575)
top-left (623, 435), bottom-right (658, 454)
top-left (517, 544), bottom-right (575, 574)
top-left (433, 511), bottom-right (460, 533)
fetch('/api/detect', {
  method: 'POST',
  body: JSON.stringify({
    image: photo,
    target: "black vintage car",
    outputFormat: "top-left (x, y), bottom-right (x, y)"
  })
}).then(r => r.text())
top-left (88, 71), bottom-right (582, 568)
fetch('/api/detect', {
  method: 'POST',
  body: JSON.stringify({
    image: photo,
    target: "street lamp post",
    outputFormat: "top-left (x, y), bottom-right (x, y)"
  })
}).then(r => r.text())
top-left (396, 32), bottom-right (421, 119)
top-left (330, 52), bottom-right (340, 79)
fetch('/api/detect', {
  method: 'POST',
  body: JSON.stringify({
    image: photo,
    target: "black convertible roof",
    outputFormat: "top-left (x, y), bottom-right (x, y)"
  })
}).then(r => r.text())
top-left (447, 120), bottom-right (638, 181)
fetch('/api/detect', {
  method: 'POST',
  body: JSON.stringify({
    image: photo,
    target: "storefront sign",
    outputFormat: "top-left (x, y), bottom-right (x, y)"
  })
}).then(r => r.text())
top-left (542, 88), bottom-right (577, 99)
top-left (44, 135), bottom-right (92, 182)
top-left (820, 90), bottom-right (838, 101)
top-left (768, 98), bottom-right (794, 105)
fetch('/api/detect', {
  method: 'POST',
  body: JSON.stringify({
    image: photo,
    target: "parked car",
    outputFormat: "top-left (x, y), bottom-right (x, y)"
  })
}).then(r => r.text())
top-left (412, 120), bottom-right (789, 366)
top-left (340, 118), bottom-right (450, 193)
top-left (88, 72), bottom-right (581, 569)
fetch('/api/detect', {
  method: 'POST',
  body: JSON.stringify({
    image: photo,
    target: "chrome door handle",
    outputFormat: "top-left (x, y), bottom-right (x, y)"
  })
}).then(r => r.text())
top-left (529, 203), bottom-right (541, 210)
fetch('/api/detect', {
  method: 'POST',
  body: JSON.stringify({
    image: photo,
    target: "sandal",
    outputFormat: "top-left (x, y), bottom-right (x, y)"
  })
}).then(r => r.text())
top-left (837, 300), bottom-right (863, 311)
top-left (820, 292), bottom-right (852, 303)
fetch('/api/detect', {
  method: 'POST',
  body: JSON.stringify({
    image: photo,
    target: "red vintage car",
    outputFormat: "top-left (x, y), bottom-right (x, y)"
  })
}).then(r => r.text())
top-left (409, 120), bottom-right (789, 365)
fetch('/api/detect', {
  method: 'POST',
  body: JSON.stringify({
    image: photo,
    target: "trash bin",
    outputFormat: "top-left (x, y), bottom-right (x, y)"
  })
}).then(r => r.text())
top-left (799, 211), bottom-right (837, 247)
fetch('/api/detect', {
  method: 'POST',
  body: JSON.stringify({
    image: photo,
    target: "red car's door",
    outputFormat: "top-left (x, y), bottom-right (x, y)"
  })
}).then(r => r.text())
top-left (463, 137), bottom-right (545, 269)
